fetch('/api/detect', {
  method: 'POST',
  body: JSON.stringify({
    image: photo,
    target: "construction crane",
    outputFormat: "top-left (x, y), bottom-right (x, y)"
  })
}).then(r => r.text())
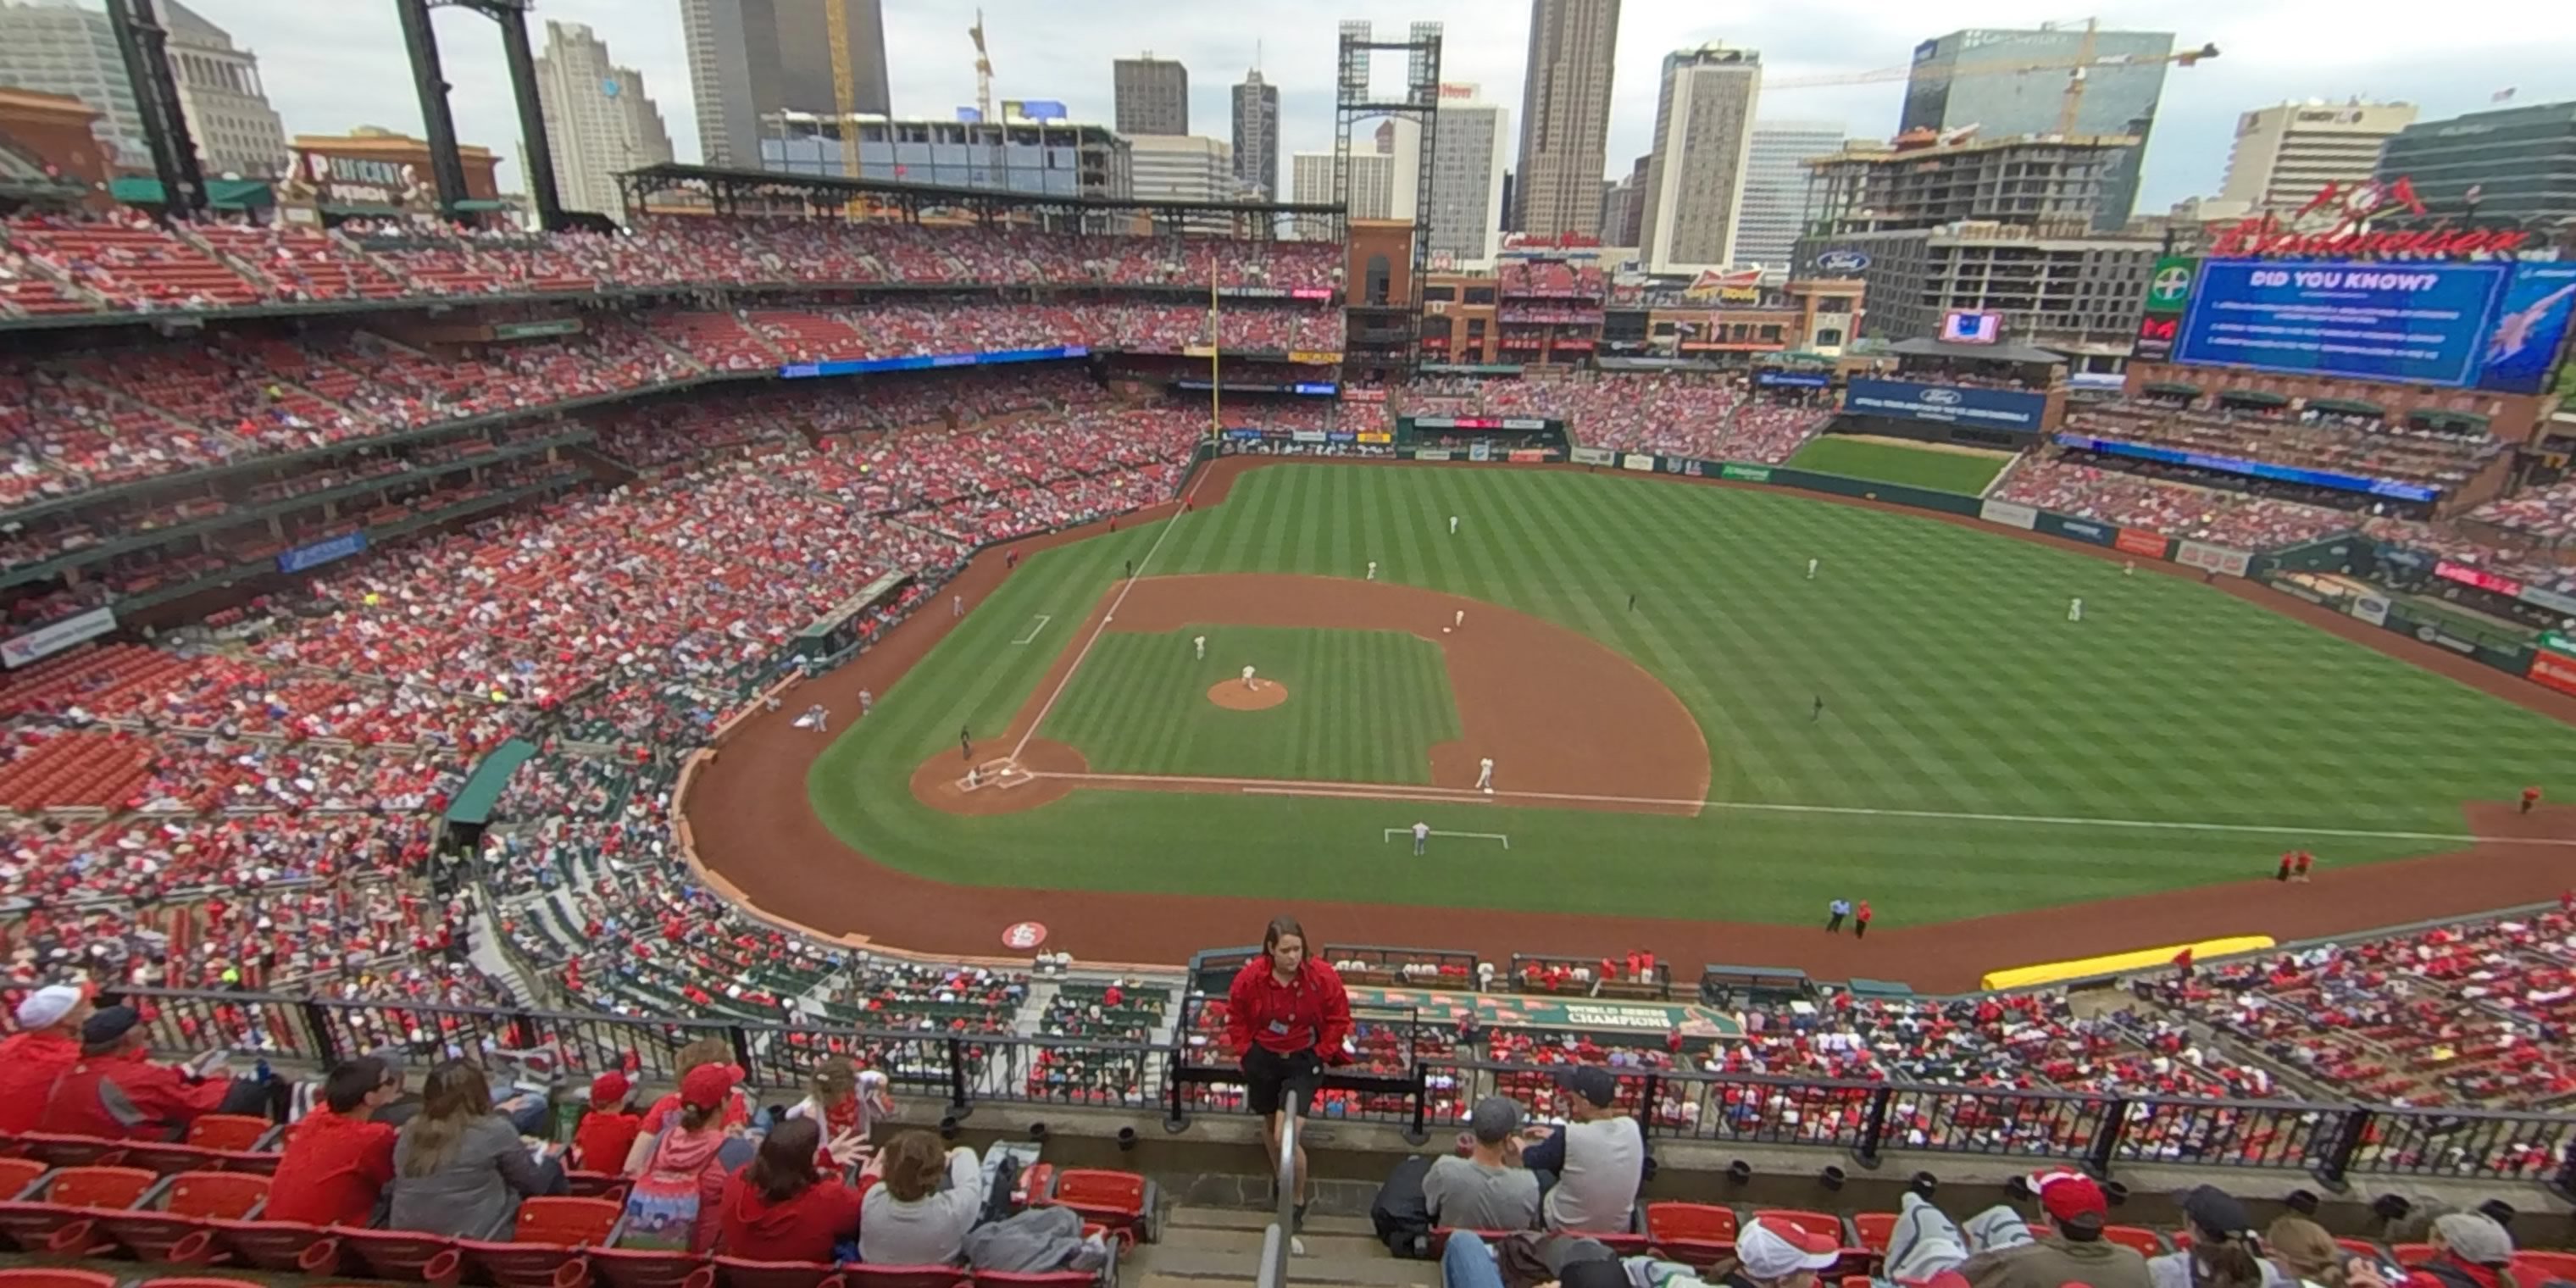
top-left (825, 1), bottom-right (859, 180)
top-left (969, 9), bottom-right (994, 124)
top-left (1768, 19), bottom-right (2218, 137)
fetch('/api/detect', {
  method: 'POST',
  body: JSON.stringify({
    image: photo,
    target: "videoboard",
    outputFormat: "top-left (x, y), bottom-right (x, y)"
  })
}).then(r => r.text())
top-left (2171, 259), bottom-right (2576, 394)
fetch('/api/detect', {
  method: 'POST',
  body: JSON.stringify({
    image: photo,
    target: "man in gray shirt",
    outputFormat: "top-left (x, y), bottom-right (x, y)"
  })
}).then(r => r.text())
top-left (1424, 1096), bottom-right (1541, 1230)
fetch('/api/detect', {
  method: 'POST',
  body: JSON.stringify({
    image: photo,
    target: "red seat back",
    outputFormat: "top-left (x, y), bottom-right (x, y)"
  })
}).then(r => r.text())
top-left (1852, 1212), bottom-right (1897, 1254)
top-left (971, 1274), bottom-right (1096, 1287)
top-left (164, 1173), bottom-right (271, 1219)
top-left (1647, 1202), bottom-right (1739, 1245)
top-left (0, 1158), bottom-right (46, 1199)
top-left (589, 1246), bottom-right (716, 1288)
top-left (841, 1269), bottom-right (969, 1288)
top-left (1047, 1170), bottom-right (1145, 1216)
top-left (2393, 1244), bottom-right (2437, 1268)
top-left (47, 1165), bottom-right (158, 1211)
top-left (135, 1280), bottom-right (268, 1288)
top-left (184, 1117), bottom-right (272, 1152)
top-left (0, 1272), bottom-right (121, 1288)
top-left (15, 1135), bottom-right (129, 1169)
top-left (2514, 1252), bottom-right (2576, 1281)
top-left (2101, 1226), bottom-right (2165, 1257)
top-left (515, 1196), bottom-right (621, 1247)
top-left (711, 1256), bottom-right (847, 1288)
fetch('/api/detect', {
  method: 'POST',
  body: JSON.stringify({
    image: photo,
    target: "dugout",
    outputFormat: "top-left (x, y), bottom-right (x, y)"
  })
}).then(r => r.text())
top-left (1697, 963), bottom-right (1814, 1009)
top-left (791, 569), bottom-right (915, 663)
top-left (1400, 414), bottom-right (1569, 460)
top-left (1509, 952), bottom-right (1673, 1002)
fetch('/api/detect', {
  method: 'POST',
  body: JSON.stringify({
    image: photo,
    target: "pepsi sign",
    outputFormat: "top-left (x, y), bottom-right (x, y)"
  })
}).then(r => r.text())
top-left (1813, 249), bottom-right (1871, 275)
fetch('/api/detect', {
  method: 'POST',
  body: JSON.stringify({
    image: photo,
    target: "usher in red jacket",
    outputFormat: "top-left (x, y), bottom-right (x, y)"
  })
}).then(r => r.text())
top-left (1225, 957), bottom-right (1353, 1059)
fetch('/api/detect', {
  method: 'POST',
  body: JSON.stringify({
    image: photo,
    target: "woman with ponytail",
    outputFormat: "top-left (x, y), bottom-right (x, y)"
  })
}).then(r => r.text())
top-left (2150, 1187), bottom-right (2281, 1288)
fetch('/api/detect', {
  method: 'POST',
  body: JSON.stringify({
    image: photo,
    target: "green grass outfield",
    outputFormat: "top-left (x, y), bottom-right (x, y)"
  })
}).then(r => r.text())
top-left (1039, 626), bottom-right (1459, 782)
top-left (1785, 436), bottom-right (2012, 495)
top-left (807, 464), bottom-right (2576, 926)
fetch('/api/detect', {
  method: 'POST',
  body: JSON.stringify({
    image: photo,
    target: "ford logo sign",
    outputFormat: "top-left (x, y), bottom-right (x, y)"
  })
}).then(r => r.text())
top-left (1814, 250), bottom-right (1870, 273)
top-left (1922, 388), bottom-right (1964, 405)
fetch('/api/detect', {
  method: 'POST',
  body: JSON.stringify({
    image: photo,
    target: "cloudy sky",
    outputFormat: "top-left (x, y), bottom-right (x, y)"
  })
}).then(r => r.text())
top-left (191, 0), bottom-right (2572, 210)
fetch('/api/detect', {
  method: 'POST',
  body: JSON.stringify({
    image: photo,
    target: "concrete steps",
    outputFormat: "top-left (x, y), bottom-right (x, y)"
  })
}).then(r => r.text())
top-left (1122, 1206), bottom-right (1431, 1288)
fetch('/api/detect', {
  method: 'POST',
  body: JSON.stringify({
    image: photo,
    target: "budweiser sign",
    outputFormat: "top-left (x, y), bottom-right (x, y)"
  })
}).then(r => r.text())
top-left (2205, 176), bottom-right (2534, 259)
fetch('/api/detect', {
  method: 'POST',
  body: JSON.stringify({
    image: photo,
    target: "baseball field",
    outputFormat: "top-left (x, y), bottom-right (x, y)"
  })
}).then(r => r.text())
top-left (686, 458), bottom-right (2576, 985)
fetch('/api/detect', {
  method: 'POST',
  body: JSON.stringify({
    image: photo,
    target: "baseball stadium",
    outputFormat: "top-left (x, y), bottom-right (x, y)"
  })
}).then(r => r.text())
top-left (1, 19), bottom-right (2574, 1288)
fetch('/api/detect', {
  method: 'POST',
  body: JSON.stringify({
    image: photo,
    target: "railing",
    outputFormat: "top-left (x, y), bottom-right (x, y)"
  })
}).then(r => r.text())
top-left (42, 985), bottom-right (2576, 1192)
top-left (1263, 1102), bottom-right (1301, 1287)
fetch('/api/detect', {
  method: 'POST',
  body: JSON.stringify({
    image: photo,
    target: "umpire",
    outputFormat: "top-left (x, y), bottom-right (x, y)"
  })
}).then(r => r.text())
top-left (1224, 915), bottom-right (1352, 1255)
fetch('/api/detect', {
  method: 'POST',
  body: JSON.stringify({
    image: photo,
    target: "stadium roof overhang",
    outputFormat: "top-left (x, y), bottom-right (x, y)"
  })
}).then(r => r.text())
top-left (1886, 336), bottom-right (2068, 365)
top-left (2308, 397), bottom-right (2386, 418)
top-left (615, 163), bottom-right (1344, 237)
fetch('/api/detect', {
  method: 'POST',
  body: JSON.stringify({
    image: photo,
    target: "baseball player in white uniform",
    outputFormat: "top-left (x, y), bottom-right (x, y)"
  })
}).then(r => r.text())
top-left (1807, 558), bottom-right (1820, 580)
top-left (858, 690), bottom-right (873, 716)
top-left (1367, 561), bottom-right (1378, 581)
top-left (1412, 821), bottom-right (1430, 855)
top-left (1453, 608), bottom-right (1465, 629)
top-left (1449, 515), bottom-right (1459, 535)
top-left (1476, 758), bottom-right (1494, 793)
top-left (1194, 635), bottom-right (1207, 659)
top-left (2068, 597), bottom-right (2085, 622)
top-left (952, 595), bottom-right (964, 618)
top-left (1241, 664), bottom-right (1258, 690)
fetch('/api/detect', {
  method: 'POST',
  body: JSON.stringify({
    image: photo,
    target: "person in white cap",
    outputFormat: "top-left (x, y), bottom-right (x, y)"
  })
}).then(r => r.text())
top-left (1242, 664), bottom-right (1258, 691)
top-left (1734, 1214), bottom-right (1846, 1286)
top-left (0, 984), bottom-right (92, 1133)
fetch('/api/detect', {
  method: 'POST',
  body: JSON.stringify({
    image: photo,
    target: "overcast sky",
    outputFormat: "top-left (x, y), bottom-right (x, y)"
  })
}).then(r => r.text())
top-left (187, 0), bottom-right (2573, 211)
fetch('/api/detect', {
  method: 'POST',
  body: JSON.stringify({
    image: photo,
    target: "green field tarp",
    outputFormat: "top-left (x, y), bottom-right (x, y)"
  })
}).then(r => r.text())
top-left (444, 737), bottom-right (539, 826)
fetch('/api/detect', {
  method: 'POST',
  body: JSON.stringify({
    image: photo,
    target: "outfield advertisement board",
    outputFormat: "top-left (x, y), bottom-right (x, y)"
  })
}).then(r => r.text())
top-left (2041, 514), bottom-right (2116, 546)
top-left (1755, 370), bottom-right (1832, 389)
top-left (2176, 540), bottom-right (2252, 577)
top-left (1844, 379), bottom-right (2047, 432)
top-left (2115, 529), bottom-right (2172, 558)
top-left (1720, 464), bottom-right (1771, 482)
top-left (2352, 595), bottom-right (2391, 627)
top-left (1570, 446), bottom-right (1616, 465)
top-left (1621, 453), bottom-right (1656, 472)
top-left (2531, 649), bottom-right (2576, 698)
top-left (2174, 260), bottom-right (2576, 393)
top-left (1414, 448), bottom-right (1452, 461)
top-left (1979, 499), bottom-right (2039, 530)
top-left (2, 605), bottom-right (115, 669)
top-left (2053, 432), bottom-right (2437, 502)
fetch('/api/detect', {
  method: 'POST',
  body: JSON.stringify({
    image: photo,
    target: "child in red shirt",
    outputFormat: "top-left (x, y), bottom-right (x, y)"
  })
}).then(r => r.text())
top-left (570, 1072), bottom-right (642, 1173)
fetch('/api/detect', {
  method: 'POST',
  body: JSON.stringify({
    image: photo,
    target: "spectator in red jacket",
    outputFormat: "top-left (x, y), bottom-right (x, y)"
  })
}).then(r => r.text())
top-left (569, 1072), bottom-right (641, 1173)
top-left (1224, 915), bottom-right (1352, 1253)
top-left (35, 1004), bottom-right (267, 1140)
top-left (267, 1057), bottom-right (404, 1226)
top-left (715, 1117), bottom-right (866, 1261)
top-left (0, 985), bottom-right (91, 1134)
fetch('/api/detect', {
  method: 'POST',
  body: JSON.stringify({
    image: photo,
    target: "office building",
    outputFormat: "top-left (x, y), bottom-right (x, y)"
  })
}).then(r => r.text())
top-left (681, 0), bottom-right (888, 168)
top-left (530, 21), bottom-right (675, 220)
top-left (2377, 99), bottom-right (2576, 225)
top-left (1128, 134), bottom-right (1233, 210)
top-left (0, 0), bottom-right (143, 166)
top-left (1735, 120), bottom-right (1844, 275)
top-left (2218, 100), bottom-right (2417, 216)
top-left (759, 113), bottom-right (1129, 199)
top-left (1901, 25), bottom-right (2175, 229)
top-left (1803, 131), bottom-right (2134, 236)
top-left (1425, 83), bottom-right (1509, 269)
top-left (161, 1), bottom-right (286, 179)
top-left (1511, 0), bottom-right (1621, 236)
top-left (1232, 69), bottom-right (1279, 199)
top-left (1795, 221), bottom-right (2155, 347)
top-left (1638, 44), bottom-right (1762, 274)
top-left (1598, 155), bottom-right (1649, 247)
top-left (1114, 55), bottom-right (1189, 136)
top-left (1293, 149), bottom-right (1395, 238)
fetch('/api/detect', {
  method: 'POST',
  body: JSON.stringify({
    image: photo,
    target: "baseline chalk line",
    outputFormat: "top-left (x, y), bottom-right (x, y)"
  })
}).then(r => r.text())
top-left (1010, 614), bottom-right (1052, 645)
top-left (1384, 827), bottom-right (1510, 849)
top-left (1009, 478), bottom-right (1212, 761)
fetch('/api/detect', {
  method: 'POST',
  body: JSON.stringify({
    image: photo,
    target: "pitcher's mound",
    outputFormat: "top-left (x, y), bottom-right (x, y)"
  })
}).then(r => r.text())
top-left (1208, 679), bottom-right (1290, 711)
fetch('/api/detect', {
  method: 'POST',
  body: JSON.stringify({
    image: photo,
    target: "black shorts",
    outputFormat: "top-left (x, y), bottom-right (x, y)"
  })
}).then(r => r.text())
top-left (1242, 1043), bottom-right (1321, 1117)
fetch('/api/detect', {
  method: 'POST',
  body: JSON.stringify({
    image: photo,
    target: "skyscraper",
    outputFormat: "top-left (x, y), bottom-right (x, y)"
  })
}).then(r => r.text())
top-left (162, 0), bottom-right (286, 179)
top-left (2218, 100), bottom-right (2418, 216)
top-left (0, 0), bottom-right (285, 179)
top-left (1735, 120), bottom-right (1845, 273)
top-left (1511, 0), bottom-right (1621, 237)
top-left (532, 20), bottom-right (675, 220)
top-left (1638, 45), bottom-right (1761, 273)
top-left (1293, 149), bottom-right (1395, 238)
top-left (1114, 55), bottom-right (1190, 136)
top-left (0, 0), bottom-right (145, 165)
top-left (680, 0), bottom-right (888, 168)
top-left (2378, 100), bottom-right (2576, 225)
top-left (1231, 69), bottom-right (1280, 199)
top-left (1427, 83), bottom-right (1510, 268)
top-left (1598, 154), bottom-right (1649, 247)
top-left (1900, 25), bottom-right (2174, 229)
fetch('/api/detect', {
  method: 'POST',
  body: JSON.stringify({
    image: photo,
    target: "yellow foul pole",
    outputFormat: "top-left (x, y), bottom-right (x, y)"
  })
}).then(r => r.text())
top-left (1208, 258), bottom-right (1222, 443)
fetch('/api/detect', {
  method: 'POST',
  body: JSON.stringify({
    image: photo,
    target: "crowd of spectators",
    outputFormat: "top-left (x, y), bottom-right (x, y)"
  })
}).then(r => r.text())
top-left (1991, 452), bottom-right (2357, 550)
top-left (2070, 402), bottom-right (2500, 494)
top-left (1400, 374), bottom-right (1829, 463)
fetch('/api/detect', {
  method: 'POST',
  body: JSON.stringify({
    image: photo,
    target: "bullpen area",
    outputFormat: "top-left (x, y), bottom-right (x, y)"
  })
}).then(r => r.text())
top-left (684, 457), bottom-right (2576, 987)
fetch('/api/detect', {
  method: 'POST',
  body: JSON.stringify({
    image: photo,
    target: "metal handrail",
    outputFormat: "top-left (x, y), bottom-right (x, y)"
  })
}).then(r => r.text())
top-left (1263, 1097), bottom-right (1301, 1287)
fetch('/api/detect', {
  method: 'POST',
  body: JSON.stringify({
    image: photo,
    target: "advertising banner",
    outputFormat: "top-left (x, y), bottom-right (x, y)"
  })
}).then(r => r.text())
top-left (1468, 440), bottom-right (1494, 461)
top-left (1501, 418), bottom-right (1548, 430)
top-left (2412, 623), bottom-right (2479, 656)
top-left (780, 346), bottom-right (1087, 380)
top-left (1620, 453), bottom-right (1657, 473)
top-left (2434, 559), bottom-right (2523, 597)
top-left (1844, 379), bottom-right (2047, 432)
top-left (2173, 260), bottom-right (2576, 393)
top-left (1343, 387), bottom-right (1390, 402)
top-left (2521, 586), bottom-right (2576, 618)
top-left (2175, 540), bottom-right (2252, 577)
top-left (1755, 370), bottom-right (1832, 389)
top-left (1287, 351), bottom-right (1345, 365)
top-left (1570, 446), bottom-right (1616, 465)
top-left (2530, 649), bottom-right (2576, 698)
top-left (1719, 464), bottom-right (1771, 483)
top-left (2352, 594), bottom-right (2391, 627)
top-left (1507, 449), bottom-right (1552, 463)
top-left (278, 530), bottom-right (368, 574)
top-left (1291, 430), bottom-right (1326, 443)
top-left (1357, 431), bottom-right (1392, 444)
top-left (2055, 433), bottom-right (2436, 502)
top-left (2, 605), bottom-right (116, 669)
top-left (1979, 499), bottom-right (2040, 530)
top-left (2115, 529), bottom-right (2172, 558)
top-left (2041, 514), bottom-right (2116, 546)
top-left (1326, 430), bottom-right (1356, 442)
top-left (1415, 448), bottom-right (1452, 461)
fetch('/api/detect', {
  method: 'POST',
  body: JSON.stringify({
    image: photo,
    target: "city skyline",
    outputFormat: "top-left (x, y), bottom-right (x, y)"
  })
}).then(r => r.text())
top-left (25, 0), bottom-right (2576, 219)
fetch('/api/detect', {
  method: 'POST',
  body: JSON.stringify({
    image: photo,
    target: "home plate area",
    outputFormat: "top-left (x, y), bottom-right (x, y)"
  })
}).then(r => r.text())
top-left (956, 758), bottom-right (1035, 791)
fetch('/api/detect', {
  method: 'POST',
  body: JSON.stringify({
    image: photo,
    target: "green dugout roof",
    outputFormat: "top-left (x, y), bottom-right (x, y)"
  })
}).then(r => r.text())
top-left (2218, 388), bottom-right (2290, 407)
top-left (444, 737), bottom-right (538, 826)
top-left (111, 177), bottom-right (274, 209)
top-left (2308, 397), bottom-right (2385, 417)
top-left (2143, 380), bottom-right (2202, 397)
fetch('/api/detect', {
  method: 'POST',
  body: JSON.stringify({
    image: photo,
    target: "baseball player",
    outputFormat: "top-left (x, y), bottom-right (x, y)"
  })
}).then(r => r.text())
top-left (2523, 786), bottom-right (2543, 814)
top-left (1242, 664), bottom-right (1258, 690)
top-left (1367, 561), bottom-right (1378, 581)
top-left (813, 705), bottom-right (829, 733)
top-left (1448, 515), bottom-right (1459, 535)
top-left (1812, 694), bottom-right (1824, 723)
top-left (952, 595), bottom-right (964, 619)
top-left (1807, 558), bottom-right (1819, 580)
top-left (1194, 635), bottom-right (1207, 660)
top-left (1412, 821), bottom-right (1430, 855)
top-left (1452, 608), bottom-right (1464, 629)
top-left (1475, 758), bottom-right (1494, 793)
top-left (2068, 597), bottom-right (2084, 622)
top-left (858, 689), bottom-right (874, 715)
top-left (2124, 561), bottom-right (2136, 577)
top-left (959, 725), bottom-right (972, 762)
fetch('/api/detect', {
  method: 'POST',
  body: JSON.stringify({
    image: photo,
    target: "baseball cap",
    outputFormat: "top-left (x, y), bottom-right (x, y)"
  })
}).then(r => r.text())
top-left (1738, 1216), bottom-right (1841, 1279)
top-left (589, 1071), bottom-right (633, 1108)
top-left (679, 1062), bottom-right (743, 1111)
top-left (2031, 1169), bottom-right (2107, 1229)
top-left (80, 1004), bottom-right (142, 1047)
top-left (2179, 1185), bottom-right (2254, 1241)
top-left (1467, 1096), bottom-right (1523, 1145)
top-left (1555, 1065), bottom-right (1618, 1110)
top-left (14, 984), bottom-right (87, 1030)
top-left (2432, 1213), bottom-right (2512, 1266)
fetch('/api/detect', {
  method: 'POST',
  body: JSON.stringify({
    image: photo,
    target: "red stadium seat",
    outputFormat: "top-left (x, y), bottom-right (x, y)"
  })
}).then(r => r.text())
top-left (711, 1257), bottom-right (847, 1288)
top-left (2102, 1226), bottom-right (2168, 1257)
top-left (0, 1272), bottom-right (119, 1288)
top-left (2514, 1252), bottom-right (2576, 1281)
top-left (184, 1116), bottom-right (275, 1152)
top-left (0, 1158), bottom-right (46, 1199)
top-left (1646, 1202), bottom-right (1740, 1267)
top-left (841, 1269), bottom-right (969, 1288)
top-left (0, 1164), bottom-right (158, 1254)
top-left (117, 1141), bottom-right (229, 1177)
top-left (94, 1170), bottom-right (270, 1263)
top-left (13, 1132), bottom-right (130, 1169)
top-left (456, 1196), bottom-right (625, 1288)
top-left (2393, 1244), bottom-right (2437, 1268)
top-left (565, 1170), bottom-right (632, 1203)
top-left (1852, 1212), bottom-right (1897, 1256)
top-left (203, 1219), bottom-right (351, 1275)
top-left (589, 1245), bottom-right (717, 1288)
top-left (337, 1227), bottom-right (467, 1285)
top-left (1040, 1169), bottom-right (1154, 1243)
top-left (135, 1280), bottom-right (267, 1288)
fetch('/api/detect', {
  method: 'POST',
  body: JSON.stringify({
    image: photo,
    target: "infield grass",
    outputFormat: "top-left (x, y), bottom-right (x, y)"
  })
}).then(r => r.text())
top-left (1039, 627), bottom-right (1459, 782)
top-left (808, 464), bottom-right (2576, 926)
top-left (1785, 436), bottom-right (2012, 495)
